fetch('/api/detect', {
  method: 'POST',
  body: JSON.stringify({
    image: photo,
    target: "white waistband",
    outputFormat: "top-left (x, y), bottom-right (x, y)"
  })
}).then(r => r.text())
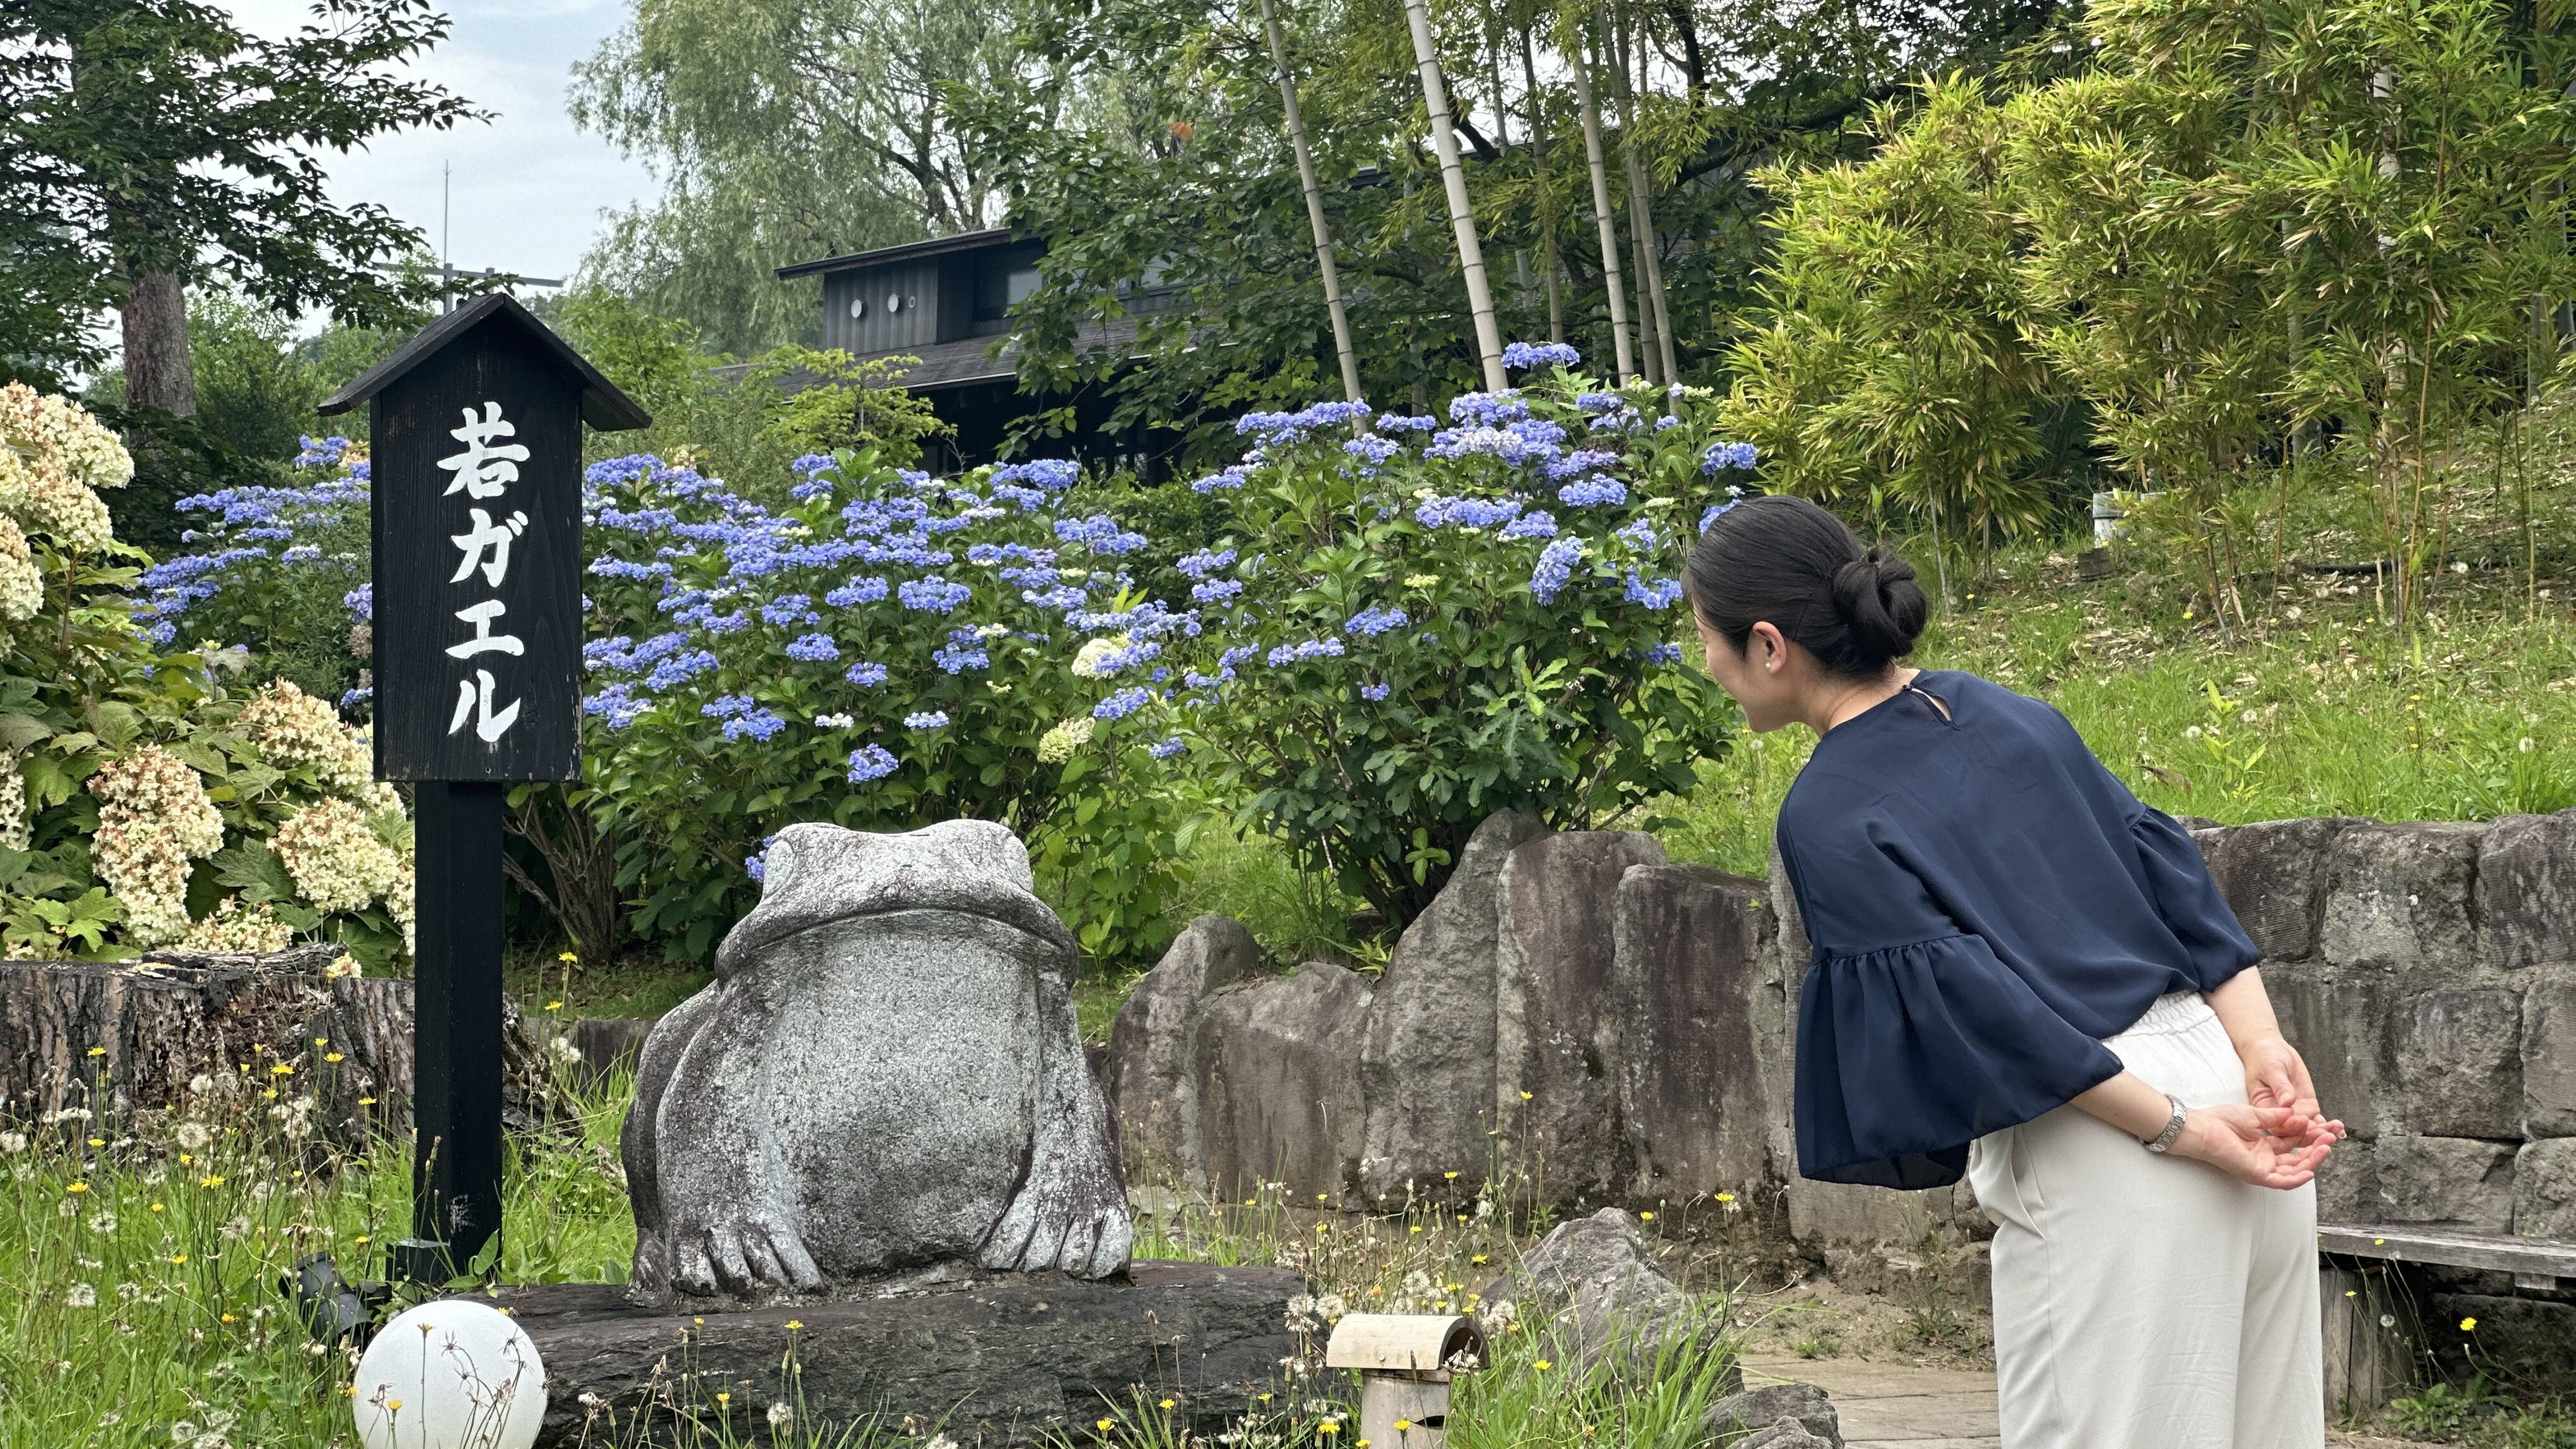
top-left (2112, 989), bottom-right (2217, 1039)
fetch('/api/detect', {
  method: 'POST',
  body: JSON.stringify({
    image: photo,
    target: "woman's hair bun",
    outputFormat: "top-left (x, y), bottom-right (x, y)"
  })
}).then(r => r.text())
top-left (1683, 495), bottom-right (1928, 677)
top-left (1829, 547), bottom-right (1928, 667)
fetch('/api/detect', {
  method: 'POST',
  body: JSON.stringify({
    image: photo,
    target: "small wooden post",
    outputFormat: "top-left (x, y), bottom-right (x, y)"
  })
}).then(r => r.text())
top-left (1325, 1314), bottom-right (1488, 1449)
top-left (320, 294), bottom-right (648, 1281)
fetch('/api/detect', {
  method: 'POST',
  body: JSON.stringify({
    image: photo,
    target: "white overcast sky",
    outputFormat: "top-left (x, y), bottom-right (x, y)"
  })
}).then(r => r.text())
top-left (220, 0), bottom-right (657, 294)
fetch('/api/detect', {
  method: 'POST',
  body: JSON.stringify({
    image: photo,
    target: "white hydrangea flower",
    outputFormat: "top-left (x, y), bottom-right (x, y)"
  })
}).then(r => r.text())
top-left (1070, 636), bottom-right (1125, 679)
top-left (0, 752), bottom-right (27, 851)
top-left (271, 797), bottom-right (402, 914)
top-left (0, 517), bottom-right (41, 622)
top-left (1036, 716), bottom-right (1096, 763)
top-left (181, 898), bottom-right (295, 954)
top-left (237, 679), bottom-right (374, 798)
top-left (89, 746), bottom-right (227, 948)
top-left (19, 470), bottom-right (114, 552)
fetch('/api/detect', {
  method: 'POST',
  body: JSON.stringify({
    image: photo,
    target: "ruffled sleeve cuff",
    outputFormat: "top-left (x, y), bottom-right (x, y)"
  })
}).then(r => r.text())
top-left (1794, 932), bottom-right (2126, 1189)
top-left (2131, 808), bottom-right (2261, 991)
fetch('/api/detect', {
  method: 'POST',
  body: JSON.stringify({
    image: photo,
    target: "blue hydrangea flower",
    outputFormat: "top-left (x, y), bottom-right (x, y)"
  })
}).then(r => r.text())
top-left (1624, 572), bottom-right (1684, 610)
top-left (1501, 341), bottom-right (1582, 369)
top-left (1376, 413), bottom-right (1439, 433)
top-left (1616, 518), bottom-right (1659, 551)
top-left (1499, 511), bottom-right (1559, 540)
top-left (1093, 687), bottom-right (1154, 720)
top-left (784, 632), bottom-right (840, 662)
top-left (1414, 495), bottom-right (1525, 529)
top-left (1148, 735), bottom-right (1187, 758)
top-left (1446, 390), bottom-right (1530, 428)
top-left (903, 711), bottom-right (950, 730)
top-left (1700, 498), bottom-right (1743, 533)
top-left (1265, 638), bottom-right (1346, 666)
top-left (1558, 476), bottom-right (1629, 508)
top-left (1530, 538), bottom-right (1587, 602)
top-left (898, 577), bottom-right (972, 613)
top-left (1344, 606), bottom-right (1410, 637)
top-left (1360, 683), bottom-right (1391, 701)
top-left (990, 458), bottom-right (1081, 490)
top-left (1644, 642), bottom-right (1685, 665)
top-left (847, 744), bottom-right (900, 782)
top-left (761, 594), bottom-right (819, 626)
top-left (1702, 440), bottom-right (1760, 473)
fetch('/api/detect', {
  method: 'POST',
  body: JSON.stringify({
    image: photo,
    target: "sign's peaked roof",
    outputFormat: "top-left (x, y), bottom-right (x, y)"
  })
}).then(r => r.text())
top-left (318, 291), bottom-right (652, 431)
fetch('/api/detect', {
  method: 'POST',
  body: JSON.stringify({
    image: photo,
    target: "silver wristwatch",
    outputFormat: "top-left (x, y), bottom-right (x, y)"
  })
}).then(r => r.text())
top-left (2143, 1093), bottom-right (2189, 1154)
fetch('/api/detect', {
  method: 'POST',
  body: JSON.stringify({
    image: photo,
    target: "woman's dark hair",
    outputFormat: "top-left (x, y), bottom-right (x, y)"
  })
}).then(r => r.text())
top-left (1686, 496), bottom-right (1927, 677)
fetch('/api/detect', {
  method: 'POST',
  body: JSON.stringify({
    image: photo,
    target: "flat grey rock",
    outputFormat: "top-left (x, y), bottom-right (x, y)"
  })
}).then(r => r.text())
top-left (624, 821), bottom-right (1131, 1303)
top-left (1482, 1207), bottom-right (1728, 1387)
top-left (1707, 1381), bottom-right (1840, 1444)
top-left (497, 1260), bottom-right (1302, 1447)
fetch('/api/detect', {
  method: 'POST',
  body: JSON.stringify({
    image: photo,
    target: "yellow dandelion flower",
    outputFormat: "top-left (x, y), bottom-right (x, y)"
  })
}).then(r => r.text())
top-left (1519, 1090), bottom-right (1533, 1101)
top-left (1159, 1398), bottom-right (1176, 1410)
top-left (1394, 1420), bottom-right (1413, 1431)
top-left (716, 1393), bottom-right (730, 1405)
top-left (86, 1137), bottom-right (103, 1147)
top-left (324, 1053), bottom-right (345, 1063)
top-left (558, 952), bottom-right (578, 962)
top-left (1096, 1418), bottom-right (1115, 1433)
top-left (2461, 1316), bottom-right (2479, 1331)
top-left (1639, 1212), bottom-right (1654, 1221)
top-left (1443, 1171), bottom-right (1458, 1180)
top-left (546, 1001), bottom-right (564, 1012)
top-left (388, 1400), bottom-right (402, 1412)
top-left (1534, 1360), bottom-right (1554, 1372)
top-left (1318, 1422), bottom-right (1340, 1436)
top-left (1715, 1192), bottom-right (1735, 1203)
top-left (66, 1181), bottom-right (87, 1194)
top-left (1471, 1254), bottom-right (1488, 1265)
top-left (786, 1320), bottom-right (803, 1330)
top-left (149, 1203), bottom-right (163, 1213)
top-left (221, 1313), bottom-right (237, 1323)
top-left (86, 1046), bottom-right (105, 1058)
top-left (358, 1097), bottom-right (377, 1106)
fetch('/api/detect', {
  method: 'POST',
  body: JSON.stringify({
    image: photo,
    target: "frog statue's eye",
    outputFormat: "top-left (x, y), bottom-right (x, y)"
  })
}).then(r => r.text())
top-left (761, 834), bottom-right (799, 898)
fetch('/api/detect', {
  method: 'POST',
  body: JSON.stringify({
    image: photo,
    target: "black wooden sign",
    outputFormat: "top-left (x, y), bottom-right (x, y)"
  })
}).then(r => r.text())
top-left (322, 293), bottom-right (647, 782)
top-left (320, 295), bottom-right (646, 1280)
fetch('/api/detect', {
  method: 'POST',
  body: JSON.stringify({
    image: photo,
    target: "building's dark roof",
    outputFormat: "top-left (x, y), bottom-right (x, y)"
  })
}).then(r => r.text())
top-left (775, 229), bottom-right (1020, 281)
top-left (318, 292), bottom-right (651, 431)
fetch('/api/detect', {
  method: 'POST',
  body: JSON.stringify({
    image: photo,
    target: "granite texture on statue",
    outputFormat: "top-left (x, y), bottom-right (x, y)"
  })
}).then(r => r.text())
top-left (623, 819), bottom-right (1133, 1302)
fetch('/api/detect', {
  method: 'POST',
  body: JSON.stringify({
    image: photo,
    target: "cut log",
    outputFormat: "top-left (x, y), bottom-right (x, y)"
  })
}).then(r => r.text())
top-left (0, 947), bottom-right (554, 1146)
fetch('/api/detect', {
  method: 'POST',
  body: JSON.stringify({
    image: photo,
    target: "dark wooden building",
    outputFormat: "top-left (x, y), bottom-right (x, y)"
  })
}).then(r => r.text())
top-left (777, 229), bottom-right (1172, 476)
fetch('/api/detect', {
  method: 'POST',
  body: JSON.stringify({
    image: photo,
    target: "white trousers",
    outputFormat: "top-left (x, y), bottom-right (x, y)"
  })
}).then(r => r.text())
top-left (1967, 991), bottom-right (2323, 1449)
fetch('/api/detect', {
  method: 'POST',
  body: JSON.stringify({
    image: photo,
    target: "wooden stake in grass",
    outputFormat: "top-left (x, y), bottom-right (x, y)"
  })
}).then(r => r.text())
top-left (1400, 0), bottom-right (1508, 392)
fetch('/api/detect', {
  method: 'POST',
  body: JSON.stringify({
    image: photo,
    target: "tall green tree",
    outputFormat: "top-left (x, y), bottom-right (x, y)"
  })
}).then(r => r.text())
top-left (0, 0), bottom-right (475, 405)
top-left (570, 0), bottom-right (1018, 354)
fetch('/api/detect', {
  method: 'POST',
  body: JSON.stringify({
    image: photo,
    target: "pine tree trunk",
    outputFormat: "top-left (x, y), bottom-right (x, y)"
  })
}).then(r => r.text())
top-left (1571, 22), bottom-right (1637, 383)
top-left (120, 270), bottom-right (197, 418)
top-left (1260, 0), bottom-right (1364, 404)
top-left (1400, 0), bottom-right (1509, 391)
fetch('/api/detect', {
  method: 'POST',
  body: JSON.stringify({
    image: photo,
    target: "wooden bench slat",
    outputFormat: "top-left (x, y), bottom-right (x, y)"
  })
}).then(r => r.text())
top-left (2318, 1223), bottom-right (2576, 1281)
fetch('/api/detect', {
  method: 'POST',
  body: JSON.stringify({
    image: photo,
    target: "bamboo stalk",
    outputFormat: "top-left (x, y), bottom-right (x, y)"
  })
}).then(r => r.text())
top-left (1259, 0), bottom-right (1364, 404)
top-left (1610, 10), bottom-right (1678, 385)
top-left (1400, 0), bottom-right (1509, 391)
top-left (1569, 15), bottom-right (1637, 383)
top-left (1521, 29), bottom-right (1566, 344)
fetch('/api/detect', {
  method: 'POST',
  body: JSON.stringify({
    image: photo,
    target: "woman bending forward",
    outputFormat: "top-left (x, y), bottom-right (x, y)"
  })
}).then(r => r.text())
top-left (1687, 497), bottom-right (2343, 1449)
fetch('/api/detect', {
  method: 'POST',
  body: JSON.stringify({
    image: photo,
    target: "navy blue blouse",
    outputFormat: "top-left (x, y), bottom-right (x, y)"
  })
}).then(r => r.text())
top-left (1776, 670), bottom-right (2258, 1190)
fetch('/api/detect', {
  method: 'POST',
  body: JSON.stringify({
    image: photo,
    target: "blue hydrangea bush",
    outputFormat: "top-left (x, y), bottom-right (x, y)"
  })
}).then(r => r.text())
top-left (1147, 345), bottom-right (1753, 922)
top-left (577, 452), bottom-right (1191, 963)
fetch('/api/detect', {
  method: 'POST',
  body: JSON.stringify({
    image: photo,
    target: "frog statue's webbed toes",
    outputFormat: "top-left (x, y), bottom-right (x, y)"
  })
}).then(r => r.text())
top-left (981, 1183), bottom-right (1133, 1279)
top-left (675, 1211), bottom-right (825, 1298)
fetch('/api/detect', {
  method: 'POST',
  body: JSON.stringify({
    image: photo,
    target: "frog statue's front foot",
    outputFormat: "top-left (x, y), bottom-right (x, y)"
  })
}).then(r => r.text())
top-left (621, 819), bottom-right (1133, 1304)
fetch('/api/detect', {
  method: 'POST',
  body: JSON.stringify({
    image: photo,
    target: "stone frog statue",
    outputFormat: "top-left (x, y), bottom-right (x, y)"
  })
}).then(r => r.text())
top-left (622, 819), bottom-right (1133, 1302)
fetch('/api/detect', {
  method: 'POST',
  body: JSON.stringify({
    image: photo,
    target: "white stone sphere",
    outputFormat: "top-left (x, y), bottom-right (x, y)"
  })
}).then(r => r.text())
top-left (352, 1299), bottom-right (547, 1449)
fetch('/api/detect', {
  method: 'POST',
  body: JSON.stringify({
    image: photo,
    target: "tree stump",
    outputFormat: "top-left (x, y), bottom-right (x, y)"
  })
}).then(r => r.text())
top-left (0, 947), bottom-right (553, 1147)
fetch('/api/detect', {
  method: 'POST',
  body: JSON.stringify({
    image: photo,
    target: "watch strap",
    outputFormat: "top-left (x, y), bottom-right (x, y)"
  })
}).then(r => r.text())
top-left (2143, 1092), bottom-right (2189, 1154)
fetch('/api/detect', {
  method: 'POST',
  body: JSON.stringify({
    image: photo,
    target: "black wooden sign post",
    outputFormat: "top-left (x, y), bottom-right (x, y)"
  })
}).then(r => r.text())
top-left (320, 295), bottom-right (647, 1282)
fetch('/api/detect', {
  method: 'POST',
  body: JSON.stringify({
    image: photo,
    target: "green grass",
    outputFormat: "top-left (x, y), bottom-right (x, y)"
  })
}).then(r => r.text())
top-left (3, 1057), bottom-right (1744, 1448)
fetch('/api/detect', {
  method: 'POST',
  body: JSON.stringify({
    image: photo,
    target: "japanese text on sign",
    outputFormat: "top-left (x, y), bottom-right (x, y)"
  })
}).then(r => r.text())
top-left (440, 402), bottom-right (530, 742)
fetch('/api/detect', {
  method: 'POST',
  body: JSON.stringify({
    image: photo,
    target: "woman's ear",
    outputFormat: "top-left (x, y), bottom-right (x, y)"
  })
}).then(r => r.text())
top-left (1748, 621), bottom-right (1788, 672)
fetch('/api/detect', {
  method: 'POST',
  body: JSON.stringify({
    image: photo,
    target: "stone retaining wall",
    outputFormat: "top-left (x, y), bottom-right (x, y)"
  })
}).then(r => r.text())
top-left (1106, 808), bottom-right (2576, 1274)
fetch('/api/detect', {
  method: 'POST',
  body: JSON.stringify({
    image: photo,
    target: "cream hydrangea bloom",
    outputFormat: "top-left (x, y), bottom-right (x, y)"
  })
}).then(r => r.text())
top-left (0, 383), bottom-right (128, 553)
top-left (272, 797), bottom-right (402, 914)
top-left (89, 746), bottom-right (227, 947)
top-left (237, 679), bottom-right (373, 798)
top-left (0, 754), bottom-right (25, 851)
top-left (1070, 636), bottom-right (1126, 679)
top-left (1035, 716), bottom-right (1096, 763)
top-left (0, 517), bottom-right (41, 622)
top-left (182, 898), bottom-right (295, 953)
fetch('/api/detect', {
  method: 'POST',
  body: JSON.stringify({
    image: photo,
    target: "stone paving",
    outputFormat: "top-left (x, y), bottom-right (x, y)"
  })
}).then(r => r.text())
top-left (1741, 1354), bottom-right (2430, 1448)
top-left (1741, 1355), bottom-right (2000, 1447)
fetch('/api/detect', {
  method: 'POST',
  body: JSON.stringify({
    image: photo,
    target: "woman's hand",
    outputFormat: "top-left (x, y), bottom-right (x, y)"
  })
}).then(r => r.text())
top-left (2171, 1103), bottom-right (2334, 1189)
top-left (2237, 1030), bottom-right (2347, 1146)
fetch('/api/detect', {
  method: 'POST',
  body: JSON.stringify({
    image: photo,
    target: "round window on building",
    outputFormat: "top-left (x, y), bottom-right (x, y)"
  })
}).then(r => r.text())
top-left (849, 296), bottom-right (865, 319)
top-left (886, 293), bottom-right (903, 314)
